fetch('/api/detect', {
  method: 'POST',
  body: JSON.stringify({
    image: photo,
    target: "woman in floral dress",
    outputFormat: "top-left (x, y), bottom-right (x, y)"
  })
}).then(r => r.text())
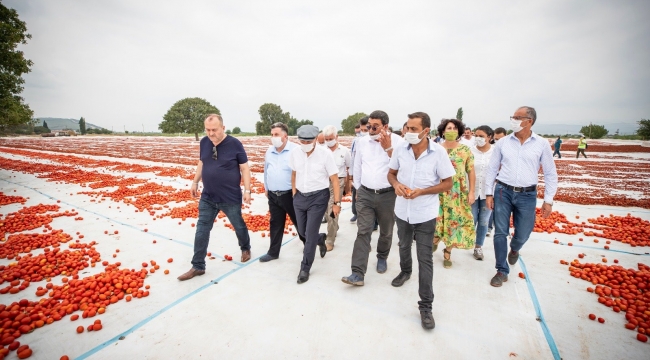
top-left (433, 118), bottom-right (476, 268)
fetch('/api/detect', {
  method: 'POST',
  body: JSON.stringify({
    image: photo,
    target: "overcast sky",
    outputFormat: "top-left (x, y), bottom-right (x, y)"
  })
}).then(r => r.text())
top-left (7, 0), bottom-right (650, 133)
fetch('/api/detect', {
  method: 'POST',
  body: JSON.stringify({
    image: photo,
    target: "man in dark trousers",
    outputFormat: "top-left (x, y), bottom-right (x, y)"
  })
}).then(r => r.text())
top-left (178, 114), bottom-right (252, 281)
top-left (342, 110), bottom-right (404, 286)
top-left (291, 125), bottom-right (341, 284)
top-left (260, 122), bottom-right (305, 262)
top-left (553, 136), bottom-right (562, 158)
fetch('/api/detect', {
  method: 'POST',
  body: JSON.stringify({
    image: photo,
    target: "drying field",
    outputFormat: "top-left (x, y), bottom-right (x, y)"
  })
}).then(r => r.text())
top-left (0, 135), bottom-right (649, 360)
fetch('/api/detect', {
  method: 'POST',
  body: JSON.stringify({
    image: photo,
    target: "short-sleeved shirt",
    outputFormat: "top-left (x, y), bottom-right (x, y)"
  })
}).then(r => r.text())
top-left (199, 135), bottom-right (248, 204)
top-left (264, 141), bottom-right (298, 192)
top-left (330, 144), bottom-right (352, 178)
top-left (388, 139), bottom-right (456, 224)
top-left (554, 139), bottom-right (562, 149)
top-left (289, 145), bottom-right (338, 193)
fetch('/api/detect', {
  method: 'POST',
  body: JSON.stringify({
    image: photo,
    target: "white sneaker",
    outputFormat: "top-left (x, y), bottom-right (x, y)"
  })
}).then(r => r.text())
top-left (473, 248), bottom-right (484, 260)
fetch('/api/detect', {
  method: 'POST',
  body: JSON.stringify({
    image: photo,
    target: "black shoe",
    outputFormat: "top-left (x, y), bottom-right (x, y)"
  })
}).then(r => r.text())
top-left (420, 311), bottom-right (435, 330)
top-left (373, 224), bottom-right (378, 231)
top-left (318, 233), bottom-right (327, 258)
top-left (508, 250), bottom-right (519, 266)
top-left (297, 270), bottom-right (310, 284)
top-left (391, 272), bottom-right (411, 287)
top-left (376, 258), bottom-right (387, 274)
top-left (259, 254), bottom-right (278, 263)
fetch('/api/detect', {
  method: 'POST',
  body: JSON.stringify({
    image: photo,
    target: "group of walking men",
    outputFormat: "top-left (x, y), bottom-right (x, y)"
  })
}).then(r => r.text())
top-left (177, 107), bottom-right (558, 330)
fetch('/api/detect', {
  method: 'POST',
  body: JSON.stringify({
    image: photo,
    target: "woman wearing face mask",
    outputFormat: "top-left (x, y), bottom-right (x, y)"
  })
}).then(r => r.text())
top-left (433, 119), bottom-right (476, 268)
top-left (469, 125), bottom-right (494, 261)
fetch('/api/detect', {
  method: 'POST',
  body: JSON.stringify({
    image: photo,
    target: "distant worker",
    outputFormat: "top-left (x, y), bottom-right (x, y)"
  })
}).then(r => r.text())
top-left (553, 136), bottom-right (562, 158)
top-left (178, 114), bottom-right (252, 281)
top-left (577, 136), bottom-right (587, 158)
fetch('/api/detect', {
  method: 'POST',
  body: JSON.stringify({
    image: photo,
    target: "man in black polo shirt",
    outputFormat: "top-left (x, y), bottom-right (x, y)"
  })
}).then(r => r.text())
top-left (178, 114), bottom-right (253, 281)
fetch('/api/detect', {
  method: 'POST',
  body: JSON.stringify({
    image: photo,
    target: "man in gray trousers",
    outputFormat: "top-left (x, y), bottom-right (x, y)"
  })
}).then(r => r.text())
top-left (342, 110), bottom-right (403, 286)
top-left (291, 125), bottom-right (341, 284)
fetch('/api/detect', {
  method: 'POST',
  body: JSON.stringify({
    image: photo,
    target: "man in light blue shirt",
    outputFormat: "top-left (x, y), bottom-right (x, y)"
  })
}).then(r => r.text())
top-left (486, 106), bottom-right (558, 287)
top-left (387, 112), bottom-right (454, 330)
top-left (260, 122), bottom-right (304, 262)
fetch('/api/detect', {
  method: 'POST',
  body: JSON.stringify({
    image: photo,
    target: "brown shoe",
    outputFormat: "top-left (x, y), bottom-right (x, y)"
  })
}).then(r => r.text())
top-left (326, 243), bottom-right (334, 252)
top-left (177, 268), bottom-right (205, 281)
top-left (241, 250), bottom-right (251, 262)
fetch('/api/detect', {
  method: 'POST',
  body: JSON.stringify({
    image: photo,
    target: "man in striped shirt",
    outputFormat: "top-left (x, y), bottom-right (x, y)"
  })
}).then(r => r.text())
top-left (485, 106), bottom-right (558, 287)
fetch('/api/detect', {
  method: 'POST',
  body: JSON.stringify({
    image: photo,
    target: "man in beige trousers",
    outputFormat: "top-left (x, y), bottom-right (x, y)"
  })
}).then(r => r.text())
top-left (322, 125), bottom-right (351, 251)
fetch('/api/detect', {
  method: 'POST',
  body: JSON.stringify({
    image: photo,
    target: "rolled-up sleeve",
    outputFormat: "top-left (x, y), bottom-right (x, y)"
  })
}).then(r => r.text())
top-left (540, 144), bottom-right (558, 203)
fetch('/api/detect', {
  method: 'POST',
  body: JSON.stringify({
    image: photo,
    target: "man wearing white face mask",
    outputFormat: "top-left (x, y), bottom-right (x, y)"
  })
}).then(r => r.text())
top-left (388, 112), bottom-right (455, 330)
top-left (291, 125), bottom-right (341, 284)
top-left (261, 122), bottom-right (305, 263)
top-left (322, 125), bottom-right (351, 251)
top-left (485, 106), bottom-right (558, 287)
top-left (342, 110), bottom-right (404, 286)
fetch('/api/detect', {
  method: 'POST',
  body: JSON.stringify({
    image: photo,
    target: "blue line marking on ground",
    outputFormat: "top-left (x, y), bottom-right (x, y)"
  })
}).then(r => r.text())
top-left (519, 257), bottom-right (561, 360)
top-left (75, 234), bottom-right (297, 360)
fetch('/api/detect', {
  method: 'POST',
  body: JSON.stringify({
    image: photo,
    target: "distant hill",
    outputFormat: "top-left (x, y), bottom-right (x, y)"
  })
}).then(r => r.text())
top-left (34, 118), bottom-right (106, 131)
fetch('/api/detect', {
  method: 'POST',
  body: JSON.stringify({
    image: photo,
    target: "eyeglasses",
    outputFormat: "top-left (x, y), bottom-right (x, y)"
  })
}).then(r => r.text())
top-left (212, 146), bottom-right (218, 160)
top-left (510, 116), bottom-right (532, 121)
top-left (369, 125), bottom-right (382, 131)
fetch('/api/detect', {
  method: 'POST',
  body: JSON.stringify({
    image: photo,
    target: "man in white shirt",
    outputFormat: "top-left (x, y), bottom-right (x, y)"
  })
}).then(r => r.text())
top-left (388, 112), bottom-right (454, 330)
top-left (459, 127), bottom-right (475, 147)
top-left (349, 116), bottom-right (370, 222)
top-left (322, 125), bottom-right (351, 251)
top-left (486, 106), bottom-right (558, 287)
top-left (290, 125), bottom-right (341, 284)
top-left (342, 110), bottom-right (404, 286)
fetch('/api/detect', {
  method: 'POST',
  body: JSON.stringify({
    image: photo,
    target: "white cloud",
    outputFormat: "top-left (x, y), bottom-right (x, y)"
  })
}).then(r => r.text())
top-left (7, 0), bottom-right (650, 132)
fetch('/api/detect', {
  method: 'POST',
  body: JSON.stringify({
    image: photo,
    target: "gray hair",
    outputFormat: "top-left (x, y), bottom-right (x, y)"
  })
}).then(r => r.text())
top-left (518, 106), bottom-right (537, 125)
top-left (205, 114), bottom-right (223, 124)
top-left (322, 125), bottom-right (338, 137)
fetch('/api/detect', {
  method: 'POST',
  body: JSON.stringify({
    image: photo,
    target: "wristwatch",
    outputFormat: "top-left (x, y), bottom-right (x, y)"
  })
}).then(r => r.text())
top-left (384, 147), bottom-right (393, 152)
top-left (334, 201), bottom-right (341, 206)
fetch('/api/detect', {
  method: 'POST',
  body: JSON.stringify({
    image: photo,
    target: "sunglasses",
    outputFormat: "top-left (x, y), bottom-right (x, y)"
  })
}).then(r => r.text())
top-left (368, 125), bottom-right (383, 131)
top-left (212, 146), bottom-right (218, 160)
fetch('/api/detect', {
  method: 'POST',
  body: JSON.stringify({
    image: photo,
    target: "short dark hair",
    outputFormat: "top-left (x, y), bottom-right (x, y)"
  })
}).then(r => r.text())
top-left (270, 122), bottom-right (288, 134)
top-left (494, 127), bottom-right (507, 135)
top-left (392, 130), bottom-right (402, 136)
top-left (518, 106), bottom-right (537, 125)
top-left (368, 110), bottom-right (389, 125)
top-left (359, 116), bottom-right (369, 126)
top-left (354, 124), bottom-right (360, 129)
top-left (437, 118), bottom-right (465, 139)
top-left (407, 112), bottom-right (431, 129)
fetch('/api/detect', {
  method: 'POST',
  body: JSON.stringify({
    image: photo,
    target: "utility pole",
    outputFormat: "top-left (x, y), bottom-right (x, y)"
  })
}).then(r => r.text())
top-left (589, 122), bottom-right (592, 139)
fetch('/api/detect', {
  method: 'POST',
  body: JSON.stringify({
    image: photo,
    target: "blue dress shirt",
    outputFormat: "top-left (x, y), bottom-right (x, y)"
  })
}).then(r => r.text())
top-left (264, 141), bottom-right (298, 192)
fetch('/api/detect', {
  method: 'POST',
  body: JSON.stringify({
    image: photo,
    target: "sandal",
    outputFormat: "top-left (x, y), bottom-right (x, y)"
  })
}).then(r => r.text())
top-left (433, 237), bottom-right (441, 253)
top-left (443, 248), bottom-right (452, 268)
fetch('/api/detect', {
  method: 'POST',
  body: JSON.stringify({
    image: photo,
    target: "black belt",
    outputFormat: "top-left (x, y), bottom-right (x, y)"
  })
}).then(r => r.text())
top-left (497, 180), bottom-right (537, 193)
top-left (268, 190), bottom-right (291, 196)
top-left (297, 189), bottom-right (328, 197)
top-left (361, 185), bottom-right (394, 194)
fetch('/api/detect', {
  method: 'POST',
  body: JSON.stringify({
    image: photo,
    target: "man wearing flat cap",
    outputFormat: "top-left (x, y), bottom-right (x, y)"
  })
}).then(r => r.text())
top-left (290, 125), bottom-right (342, 284)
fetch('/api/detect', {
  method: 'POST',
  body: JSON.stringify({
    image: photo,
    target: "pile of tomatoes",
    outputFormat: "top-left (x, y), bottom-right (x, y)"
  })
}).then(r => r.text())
top-left (566, 260), bottom-right (650, 343)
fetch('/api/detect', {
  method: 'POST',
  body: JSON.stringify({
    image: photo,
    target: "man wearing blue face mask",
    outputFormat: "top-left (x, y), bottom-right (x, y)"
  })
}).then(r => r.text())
top-left (485, 106), bottom-right (558, 287)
